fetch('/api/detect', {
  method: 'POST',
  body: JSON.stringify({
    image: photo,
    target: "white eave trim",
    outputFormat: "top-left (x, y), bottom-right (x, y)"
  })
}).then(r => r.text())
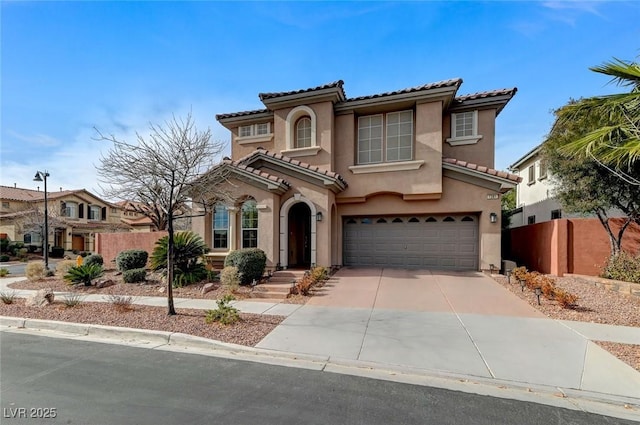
top-left (280, 146), bottom-right (322, 158)
top-left (349, 160), bottom-right (425, 174)
top-left (445, 135), bottom-right (483, 146)
top-left (236, 134), bottom-right (274, 145)
top-left (443, 162), bottom-right (517, 190)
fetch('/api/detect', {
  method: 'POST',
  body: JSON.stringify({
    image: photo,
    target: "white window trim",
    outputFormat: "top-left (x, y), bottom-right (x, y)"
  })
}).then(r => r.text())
top-left (236, 123), bottom-right (273, 144)
top-left (281, 146), bottom-right (322, 158)
top-left (349, 159), bottom-right (424, 174)
top-left (357, 110), bottom-right (414, 165)
top-left (446, 110), bottom-right (482, 145)
top-left (285, 105), bottom-right (317, 152)
top-left (538, 160), bottom-right (548, 181)
top-left (527, 165), bottom-right (536, 185)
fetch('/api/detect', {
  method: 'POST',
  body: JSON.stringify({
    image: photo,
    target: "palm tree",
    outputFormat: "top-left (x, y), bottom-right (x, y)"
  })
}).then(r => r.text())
top-left (559, 57), bottom-right (640, 168)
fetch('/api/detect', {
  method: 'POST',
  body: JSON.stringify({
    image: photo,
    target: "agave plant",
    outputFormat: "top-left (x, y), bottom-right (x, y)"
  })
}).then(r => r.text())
top-left (151, 231), bottom-right (209, 286)
top-left (64, 264), bottom-right (104, 286)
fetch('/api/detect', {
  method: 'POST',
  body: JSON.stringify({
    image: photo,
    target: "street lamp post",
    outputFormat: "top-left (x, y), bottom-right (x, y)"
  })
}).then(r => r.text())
top-left (33, 171), bottom-right (50, 270)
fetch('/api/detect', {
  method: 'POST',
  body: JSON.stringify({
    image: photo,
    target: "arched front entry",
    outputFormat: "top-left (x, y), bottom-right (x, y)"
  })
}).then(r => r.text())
top-left (288, 203), bottom-right (311, 268)
top-left (280, 196), bottom-right (317, 269)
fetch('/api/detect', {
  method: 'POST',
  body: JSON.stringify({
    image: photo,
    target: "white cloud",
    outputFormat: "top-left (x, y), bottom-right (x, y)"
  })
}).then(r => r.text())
top-left (6, 130), bottom-right (62, 147)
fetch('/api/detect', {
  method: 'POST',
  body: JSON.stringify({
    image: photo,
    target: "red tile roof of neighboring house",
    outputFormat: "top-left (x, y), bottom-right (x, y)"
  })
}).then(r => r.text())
top-left (259, 80), bottom-right (346, 101)
top-left (443, 158), bottom-right (521, 182)
top-left (238, 148), bottom-right (348, 188)
top-left (215, 108), bottom-right (271, 121)
top-left (0, 185), bottom-right (79, 202)
top-left (345, 78), bottom-right (463, 102)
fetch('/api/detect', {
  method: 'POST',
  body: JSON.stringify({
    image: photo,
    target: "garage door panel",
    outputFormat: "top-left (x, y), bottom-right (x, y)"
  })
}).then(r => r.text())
top-left (343, 215), bottom-right (478, 270)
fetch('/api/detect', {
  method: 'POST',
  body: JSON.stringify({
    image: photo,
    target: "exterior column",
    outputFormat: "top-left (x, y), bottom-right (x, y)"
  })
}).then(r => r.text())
top-left (228, 207), bottom-right (238, 251)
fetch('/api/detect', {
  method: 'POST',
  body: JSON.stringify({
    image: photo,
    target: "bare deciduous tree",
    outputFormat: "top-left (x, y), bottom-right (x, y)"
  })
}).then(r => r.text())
top-left (96, 112), bottom-right (229, 315)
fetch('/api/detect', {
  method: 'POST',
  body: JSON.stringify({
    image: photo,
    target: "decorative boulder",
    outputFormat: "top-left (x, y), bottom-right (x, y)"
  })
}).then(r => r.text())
top-left (25, 288), bottom-right (54, 307)
top-left (201, 282), bottom-right (216, 295)
top-left (94, 279), bottom-right (115, 289)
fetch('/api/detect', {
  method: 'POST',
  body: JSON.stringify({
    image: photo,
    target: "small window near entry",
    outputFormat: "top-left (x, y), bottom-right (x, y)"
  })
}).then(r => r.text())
top-left (361, 218), bottom-right (372, 224)
top-left (241, 199), bottom-right (258, 248)
top-left (408, 217), bottom-right (420, 223)
top-left (376, 218), bottom-right (387, 223)
top-left (346, 218), bottom-right (357, 224)
top-left (443, 216), bottom-right (455, 222)
top-left (551, 209), bottom-right (562, 220)
top-left (213, 204), bottom-right (229, 249)
top-left (425, 217), bottom-right (437, 223)
top-left (392, 218), bottom-right (403, 223)
top-left (461, 216), bottom-right (474, 222)
top-left (528, 165), bottom-right (535, 185)
top-left (527, 215), bottom-right (536, 225)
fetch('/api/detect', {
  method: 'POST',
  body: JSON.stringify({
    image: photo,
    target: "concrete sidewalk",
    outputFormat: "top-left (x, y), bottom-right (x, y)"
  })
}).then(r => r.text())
top-left (2, 269), bottom-right (640, 404)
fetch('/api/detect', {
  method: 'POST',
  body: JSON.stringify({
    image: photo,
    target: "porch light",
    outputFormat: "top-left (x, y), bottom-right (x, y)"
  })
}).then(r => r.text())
top-left (33, 171), bottom-right (50, 271)
top-left (506, 269), bottom-right (512, 284)
top-left (519, 279), bottom-right (526, 292)
top-left (489, 264), bottom-right (495, 274)
top-left (316, 211), bottom-right (323, 222)
top-left (489, 212), bottom-right (498, 223)
top-left (535, 287), bottom-right (542, 305)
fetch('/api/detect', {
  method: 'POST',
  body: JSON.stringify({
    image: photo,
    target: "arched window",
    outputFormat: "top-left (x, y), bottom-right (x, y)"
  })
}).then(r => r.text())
top-left (241, 199), bottom-right (258, 248)
top-left (295, 117), bottom-right (312, 148)
top-left (212, 204), bottom-right (228, 249)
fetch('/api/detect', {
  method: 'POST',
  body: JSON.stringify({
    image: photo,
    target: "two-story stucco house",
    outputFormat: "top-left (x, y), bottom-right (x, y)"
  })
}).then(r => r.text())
top-left (0, 185), bottom-right (129, 252)
top-left (192, 79), bottom-right (520, 271)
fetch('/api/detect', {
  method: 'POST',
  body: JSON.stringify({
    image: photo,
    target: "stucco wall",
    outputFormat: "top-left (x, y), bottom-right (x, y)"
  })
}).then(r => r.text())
top-left (95, 231), bottom-right (167, 268)
top-left (509, 218), bottom-right (640, 276)
top-left (442, 108), bottom-right (496, 168)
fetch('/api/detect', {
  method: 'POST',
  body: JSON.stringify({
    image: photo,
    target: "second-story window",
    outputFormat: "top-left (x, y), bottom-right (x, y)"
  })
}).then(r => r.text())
top-left (357, 110), bottom-right (413, 164)
top-left (64, 201), bottom-right (78, 218)
top-left (89, 205), bottom-right (101, 220)
top-left (295, 117), bottom-right (312, 148)
top-left (528, 165), bottom-right (536, 185)
top-left (538, 159), bottom-right (548, 180)
top-left (238, 123), bottom-right (270, 138)
top-left (452, 111), bottom-right (476, 138)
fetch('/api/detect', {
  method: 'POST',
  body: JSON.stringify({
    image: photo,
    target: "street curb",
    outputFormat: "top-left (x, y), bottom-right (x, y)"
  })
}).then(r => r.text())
top-left (1, 315), bottom-right (639, 420)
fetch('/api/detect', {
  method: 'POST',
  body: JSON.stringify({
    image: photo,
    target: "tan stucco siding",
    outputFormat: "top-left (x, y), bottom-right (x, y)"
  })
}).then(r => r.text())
top-left (442, 109), bottom-right (496, 168)
top-left (0, 224), bottom-right (17, 240)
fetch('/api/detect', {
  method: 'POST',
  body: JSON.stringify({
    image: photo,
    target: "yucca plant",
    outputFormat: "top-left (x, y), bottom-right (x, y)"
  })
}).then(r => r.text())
top-left (64, 264), bottom-right (104, 286)
top-left (151, 231), bottom-right (209, 286)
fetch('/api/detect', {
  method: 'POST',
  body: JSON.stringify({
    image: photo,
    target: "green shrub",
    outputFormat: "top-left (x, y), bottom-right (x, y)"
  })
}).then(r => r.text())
top-left (27, 245), bottom-right (37, 253)
top-left (84, 254), bottom-right (104, 267)
top-left (0, 290), bottom-right (17, 304)
top-left (8, 241), bottom-right (24, 256)
top-left (0, 268), bottom-right (9, 277)
top-left (223, 248), bottom-right (266, 285)
top-left (25, 261), bottom-right (47, 281)
top-left (205, 295), bottom-right (240, 325)
top-left (0, 237), bottom-right (10, 253)
top-left (116, 249), bottom-right (148, 271)
top-left (220, 266), bottom-right (241, 293)
top-left (601, 252), bottom-right (640, 284)
top-left (64, 264), bottom-right (104, 286)
top-left (0, 255), bottom-right (9, 262)
top-left (62, 292), bottom-right (84, 308)
top-left (50, 246), bottom-right (65, 258)
top-left (151, 231), bottom-right (209, 286)
top-left (123, 268), bottom-right (147, 283)
top-left (80, 251), bottom-right (90, 257)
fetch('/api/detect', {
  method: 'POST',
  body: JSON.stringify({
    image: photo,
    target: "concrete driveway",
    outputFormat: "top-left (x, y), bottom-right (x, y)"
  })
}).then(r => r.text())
top-left (257, 267), bottom-right (640, 399)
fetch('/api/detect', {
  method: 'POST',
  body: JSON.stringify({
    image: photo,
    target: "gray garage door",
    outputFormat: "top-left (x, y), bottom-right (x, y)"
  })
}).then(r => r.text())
top-left (343, 215), bottom-right (478, 270)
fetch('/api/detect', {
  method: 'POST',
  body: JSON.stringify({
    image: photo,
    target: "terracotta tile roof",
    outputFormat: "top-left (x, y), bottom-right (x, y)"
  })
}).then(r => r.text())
top-left (222, 158), bottom-right (291, 187)
top-left (238, 148), bottom-right (348, 187)
top-left (215, 108), bottom-right (271, 121)
top-left (454, 88), bottom-right (517, 103)
top-left (443, 158), bottom-right (521, 183)
top-left (259, 80), bottom-right (345, 101)
top-left (0, 185), bottom-right (80, 202)
top-left (345, 78), bottom-right (462, 102)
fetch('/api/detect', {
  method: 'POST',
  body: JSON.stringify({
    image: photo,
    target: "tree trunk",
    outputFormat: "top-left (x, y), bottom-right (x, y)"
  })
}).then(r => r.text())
top-left (166, 211), bottom-right (176, 316)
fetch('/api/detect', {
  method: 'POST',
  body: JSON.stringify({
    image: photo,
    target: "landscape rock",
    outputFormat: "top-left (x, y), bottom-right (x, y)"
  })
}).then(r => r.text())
top-left (25, 288), bottom-right (54, 307)
top-left (158, 287), bottom-right (165, 293)
top-left (201, 282), bottom-right (216, 295)
top-left (94, 279), bottom-right (115, 289)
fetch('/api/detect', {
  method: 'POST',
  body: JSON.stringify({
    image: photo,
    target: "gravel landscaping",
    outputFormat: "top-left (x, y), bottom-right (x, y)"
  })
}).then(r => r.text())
top-left (491, 273), bottom-right (640, 372)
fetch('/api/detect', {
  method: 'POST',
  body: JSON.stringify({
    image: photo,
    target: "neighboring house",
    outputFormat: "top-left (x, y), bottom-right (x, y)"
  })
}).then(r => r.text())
top-left (506, 144), bottom-right (624, 228)
top-left (0, 185), bottom-right (130, 252)
top-left (115, 200), bottom-right (157, 232)
top-left (192, 79), bottom-right (520, 271)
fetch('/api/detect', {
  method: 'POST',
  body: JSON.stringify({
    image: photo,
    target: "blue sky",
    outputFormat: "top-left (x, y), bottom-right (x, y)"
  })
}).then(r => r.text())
top-left (1, 1), bottom-right (638, 196)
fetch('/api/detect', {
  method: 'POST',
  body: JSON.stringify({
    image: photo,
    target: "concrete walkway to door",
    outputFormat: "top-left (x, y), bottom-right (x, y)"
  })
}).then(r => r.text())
top-left (256, 267), bottom-right (640, 402)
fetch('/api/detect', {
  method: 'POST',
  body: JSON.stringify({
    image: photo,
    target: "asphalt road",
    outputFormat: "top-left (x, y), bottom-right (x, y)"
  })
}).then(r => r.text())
top-left (0, 259), bottom-right (60, 276)
top-left (1, 333), bottom-right (635, 425)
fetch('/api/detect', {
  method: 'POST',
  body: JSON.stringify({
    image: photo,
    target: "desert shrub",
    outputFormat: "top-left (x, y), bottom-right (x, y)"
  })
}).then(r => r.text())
top-left (290, 274), bottom-right (314, 296)
top-left (511, 266), bottom-right (528, 282)
top-left (0, 290), bottom-right (17, 304)
top-left (64, 264), bottom-right (104, 286)
top-left (309, 266), bottom-right (328, 284)
top-left (50, 246), bottom-right (65, 258)
top-left (0, 268), bottom-right (9, 277)
top-left (7, 241), bottom-right (24, 256)
top-left (220, 266), bottom-right (241, 293)
top-left (512, 267), bottom-right (578, 309)
top-left (27, 244), bottom-right (37, 253)
top-left (554, 288), bottom-right (578, 308)
top-left (25, 261), bottom-right (47, 281)
top-left (116, 249), bottom-right (148, 271)
top-left (84, 254), bottom-right (104, 267)
top-left (123, 268), bottom-right (147, 283)
top-left (223, 248), bottom-right (266, 285)
top-left (0, 255), bottom-right (9, 262)
top-left (55, 259), bottom-right (76, 275)
top-left (105, 294), bottom-right (136, 311)
top-left (205, 295), bottom-right (240, 325)
top-left (80, 251), bottom-right (90, 257)
top-left (0, 237), bottom-right (10, 253)
top-left (62, 292), bottom-right (84, 308)
top-left (601, 252), bottom-right (640, 284)
top-left (151, 231), bottom-right (209, 286)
